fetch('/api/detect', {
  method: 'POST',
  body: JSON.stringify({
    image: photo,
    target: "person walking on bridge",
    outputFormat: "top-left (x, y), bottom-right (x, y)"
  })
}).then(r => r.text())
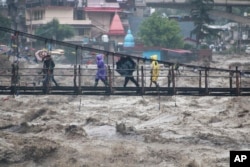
top-left (174, 62), bottom-right (181, 76)
top-left (42, 55), bottom-right (58, 86)
top-left (116, 56), bottom-right (139, 88)
top-left (94, 54), bottom-right (109, 87)
top-left (149, 55), bottom-right (160, 87)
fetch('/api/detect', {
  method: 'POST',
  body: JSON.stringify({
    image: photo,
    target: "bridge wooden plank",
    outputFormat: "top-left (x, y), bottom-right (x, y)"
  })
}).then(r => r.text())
top-left (1, 86), bottom-right (249, 96)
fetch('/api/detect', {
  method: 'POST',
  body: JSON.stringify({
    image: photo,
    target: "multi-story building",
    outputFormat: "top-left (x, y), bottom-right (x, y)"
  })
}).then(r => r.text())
top-left (84, 0), bottom-right (124, 41)
top-left (0, 0), bottom-right (8, 16)
top-left (23, 0), bottom-right (141, 48)
top-left (25, 0), bottom-right (91, 42)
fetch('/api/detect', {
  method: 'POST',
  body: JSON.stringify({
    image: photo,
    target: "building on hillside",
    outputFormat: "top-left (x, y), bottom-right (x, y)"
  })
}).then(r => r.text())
top-left (25, 0), bottom-right (91, 44)
top-left (121, 35), bottom-right (196, 63)
top-left (0, 1), bottom-right (8, 18)
top-left (24, 0), bottom-right (131, 49)
top-left (84, 0), bottom-right (122, 40)
top-left (0, 0), bottom-right (7, 10)
top-left (4, 0), bottom-right (26, 31)
top-left (84, 0), bottom-right (128, 50)
top-left (184, 37), bottom-right (197, 47)
top-left (0, 0), bottom-right (7, 7)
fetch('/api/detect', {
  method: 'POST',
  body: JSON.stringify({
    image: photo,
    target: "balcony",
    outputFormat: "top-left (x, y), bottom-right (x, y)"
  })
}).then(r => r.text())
top-left (26, 19), bottom-right (92, 26)
top-left (26, 0), bottom-right (77, 8)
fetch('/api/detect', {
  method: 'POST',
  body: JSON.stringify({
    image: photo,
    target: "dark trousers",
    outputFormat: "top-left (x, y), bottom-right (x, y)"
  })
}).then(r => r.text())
top-left (124, 76), bottom-right (139, 87)
top-left (94, 78), bottom-right (108, 87)
top-left (44, 74), bottom-right (58, 86)
top-left (43, 70), bottom-right (58, 86)
top-left (149, 80), bottom-right (159, 87)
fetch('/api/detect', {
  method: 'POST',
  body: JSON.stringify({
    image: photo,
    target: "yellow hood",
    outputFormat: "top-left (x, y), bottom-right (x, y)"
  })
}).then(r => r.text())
top-left (150, 55), bottom-right (158, 61)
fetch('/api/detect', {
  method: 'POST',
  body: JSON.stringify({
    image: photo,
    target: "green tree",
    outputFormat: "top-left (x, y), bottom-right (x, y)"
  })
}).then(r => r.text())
top-left (35, 18), bottom-right (74, 41)
top-left (189, 0), bottom-right (215, 47)
top-left (138, 12), bottom-right (184, 48)
top-left (0, 13), bottom-right (11, 44)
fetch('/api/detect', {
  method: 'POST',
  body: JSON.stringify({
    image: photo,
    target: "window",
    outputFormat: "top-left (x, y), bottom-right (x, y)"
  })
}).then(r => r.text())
top-left (106, 0), bottom-right (117, 2)
top-left (33, 10), bottom-right (43, 20)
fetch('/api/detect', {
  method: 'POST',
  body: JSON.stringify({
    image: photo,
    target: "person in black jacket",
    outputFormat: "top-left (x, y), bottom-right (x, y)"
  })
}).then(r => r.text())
top-left (116, 56), bottom-right (139, 88)
top-left (42, 55), bottom-right (58, 86)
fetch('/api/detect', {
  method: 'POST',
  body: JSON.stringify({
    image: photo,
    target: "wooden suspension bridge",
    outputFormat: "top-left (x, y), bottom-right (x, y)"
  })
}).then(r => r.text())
top-left (0, 27), bottom-right (250, 96)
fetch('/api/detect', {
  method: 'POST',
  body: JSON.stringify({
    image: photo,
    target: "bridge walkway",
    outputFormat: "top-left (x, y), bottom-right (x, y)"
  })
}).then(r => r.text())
top-left (0, 64), bottom-right (249, 96)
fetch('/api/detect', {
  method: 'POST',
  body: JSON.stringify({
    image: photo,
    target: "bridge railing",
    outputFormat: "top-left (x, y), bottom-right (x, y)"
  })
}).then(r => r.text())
top-left (0, 62), bottom-right (249, 96)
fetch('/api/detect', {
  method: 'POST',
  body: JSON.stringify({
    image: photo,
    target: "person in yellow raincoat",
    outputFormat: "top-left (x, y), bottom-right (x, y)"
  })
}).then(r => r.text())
top-left (149, 55), bottom-right (160, 87)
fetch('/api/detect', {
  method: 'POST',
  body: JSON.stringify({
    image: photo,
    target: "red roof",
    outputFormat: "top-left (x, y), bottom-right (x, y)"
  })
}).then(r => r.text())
top-left (184, 37), bottom-right (197, 43)
top-left (108, 13), bottom-right (125, 35)
top-left (84, 7), bottom-right (122, 12)
top-left (161, 48), bottom-right (192, 54)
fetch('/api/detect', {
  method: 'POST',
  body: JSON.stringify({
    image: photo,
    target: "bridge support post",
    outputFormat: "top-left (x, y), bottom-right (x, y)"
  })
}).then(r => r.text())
top-left (11, 61), bottom-right (19, 96)
top-left (137, 58), bottom-right (139, 84)
top-left (108, 65), bottom-right (112, 94)
top-left (112, 53), bottom-right (115, 88)
top-left (75, 47), bottom-right (78, 65)
top-left (168, 68), bottom-right (171, 88)
top-left (229, 66), bottom-right (233, 95)
top-left (141, 66), bottom-right (144, 95)
top-left (171, 65), bottom-right (176, 95)
top-left (12, 31), bottom-right (19, 61)
top-left (205, 67), bottom-right (209, 95)
top-left (199, 70), bottom-right (202, 94)
top-left (73, 65), bottom-right (77, 92)
top-left (236, 66), bottom-right (240, 96)
top-left (78, 65), bottom-right (82, 94)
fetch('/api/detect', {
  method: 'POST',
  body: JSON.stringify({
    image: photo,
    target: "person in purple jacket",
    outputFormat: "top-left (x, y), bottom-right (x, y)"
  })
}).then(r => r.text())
top-left (94, 54), bottom-right (109, 87)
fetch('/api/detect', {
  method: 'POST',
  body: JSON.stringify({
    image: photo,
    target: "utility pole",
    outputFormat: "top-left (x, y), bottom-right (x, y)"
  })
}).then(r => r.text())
top-left (30, 2), bottom-right (33, 48)
top-left (239, 23), bottom-right (242, 54)
top-left (7, 0), bottom-right (18, 30)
